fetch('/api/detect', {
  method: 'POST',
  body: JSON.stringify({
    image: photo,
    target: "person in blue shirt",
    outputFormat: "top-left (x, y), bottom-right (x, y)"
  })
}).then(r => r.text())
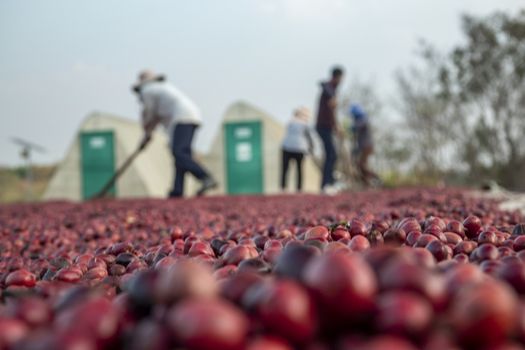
top-left (350, 104), bottom-right (380, 186)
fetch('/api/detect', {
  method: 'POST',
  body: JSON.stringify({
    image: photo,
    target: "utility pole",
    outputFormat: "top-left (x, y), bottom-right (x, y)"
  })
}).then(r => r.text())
top-left (10, 137), bottom-right (46, 201)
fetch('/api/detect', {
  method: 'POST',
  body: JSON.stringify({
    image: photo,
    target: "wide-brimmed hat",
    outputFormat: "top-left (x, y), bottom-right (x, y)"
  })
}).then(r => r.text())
top-left (294, 107), bottom-right (311, 121)
top-left (132, 69), bottom-right (166, 92)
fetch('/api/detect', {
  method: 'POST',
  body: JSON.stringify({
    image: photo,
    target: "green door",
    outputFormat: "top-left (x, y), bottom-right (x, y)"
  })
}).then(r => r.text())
top-left (224, 121), bottom-right (263, 194)
top-left (80, 131), bottom-right (116, 199)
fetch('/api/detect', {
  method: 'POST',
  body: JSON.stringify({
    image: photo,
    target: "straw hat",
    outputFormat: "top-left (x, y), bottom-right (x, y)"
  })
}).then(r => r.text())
top-left (294, 107), bottom-right (311, 121)
top-left (132, 69), bottom-right (166, 92)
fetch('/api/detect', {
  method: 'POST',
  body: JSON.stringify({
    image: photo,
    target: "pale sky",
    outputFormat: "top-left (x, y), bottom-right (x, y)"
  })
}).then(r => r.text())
top-left (1, 0), bottom-right (523, 166)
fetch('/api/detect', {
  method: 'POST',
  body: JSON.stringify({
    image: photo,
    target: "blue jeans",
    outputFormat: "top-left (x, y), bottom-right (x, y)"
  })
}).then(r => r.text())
top-left (316, 127), bottom-right (337, 189)
top-left (170, 124), bottom-right (209, 197)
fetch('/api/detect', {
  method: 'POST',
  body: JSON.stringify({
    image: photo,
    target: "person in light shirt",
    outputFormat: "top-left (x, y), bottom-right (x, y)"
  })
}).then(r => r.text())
top-left (281, 107), bottom-right (314, 192)
top-left (133, 70), bottom-right (217, 198)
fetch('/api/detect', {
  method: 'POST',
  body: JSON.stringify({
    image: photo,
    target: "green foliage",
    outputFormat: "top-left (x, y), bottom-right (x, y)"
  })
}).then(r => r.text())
top-left (380, 170), bottom-right (443, 188)
top-left (446, 11), bottom-right (525, 190)
top-left (397, 9), bottom-right (525, 190)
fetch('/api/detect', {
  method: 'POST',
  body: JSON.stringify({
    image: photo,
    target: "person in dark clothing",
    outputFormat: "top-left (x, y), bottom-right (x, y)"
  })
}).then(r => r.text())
top-left (171, 124), bottom-right (211, 197)
top-left (350, 104), bottom-right (381, 187)
top-left (316, 66), bottom-right (344, 193)
top-left (281, 107), bottom-right (314, 192)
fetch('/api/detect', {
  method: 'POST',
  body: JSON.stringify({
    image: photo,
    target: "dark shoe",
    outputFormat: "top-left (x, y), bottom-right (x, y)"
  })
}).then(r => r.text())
top-left (196, 177), bottom-right (218, 196)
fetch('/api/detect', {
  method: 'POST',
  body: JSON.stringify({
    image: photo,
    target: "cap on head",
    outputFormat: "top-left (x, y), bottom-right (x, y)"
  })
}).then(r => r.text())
top-left (294, 106), bottom-right (311, 121)
top-left (138, 69), bottom-right (158, 83)
top-left (132, 69), bottom-right (165, 93)
top-left (350, 104), bottom-right (366, 119)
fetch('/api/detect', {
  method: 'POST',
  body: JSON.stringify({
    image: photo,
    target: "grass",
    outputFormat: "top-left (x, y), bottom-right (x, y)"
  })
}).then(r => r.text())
top-left (0, 165), bottom-right (55, 203)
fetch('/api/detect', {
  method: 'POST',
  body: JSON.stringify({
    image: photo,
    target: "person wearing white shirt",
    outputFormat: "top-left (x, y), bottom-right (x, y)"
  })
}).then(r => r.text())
top-left (281, 107), bottom-right (314, 192)
top-left (133, 70), bottom-right (217, 197)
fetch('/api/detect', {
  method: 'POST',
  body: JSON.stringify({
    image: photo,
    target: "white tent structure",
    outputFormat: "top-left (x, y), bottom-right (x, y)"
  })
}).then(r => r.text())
top-left (43, 112), bottom-right (177, 201)
top-left (203, 101), bottom-right (320, 195)
top-left (44, 103), bottom-right (321, 201)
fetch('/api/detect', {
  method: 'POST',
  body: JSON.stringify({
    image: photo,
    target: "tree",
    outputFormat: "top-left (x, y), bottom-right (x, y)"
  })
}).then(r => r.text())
top-left (395, 42), bottom-right (457, 179)
top-left (397, 10), bottom-right (525, 190)
top-left (443, 10), bottom-right (525, 189)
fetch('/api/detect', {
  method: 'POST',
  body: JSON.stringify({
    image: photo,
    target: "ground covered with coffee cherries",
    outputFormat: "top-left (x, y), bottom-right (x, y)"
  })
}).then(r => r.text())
top-left (1, 188), bottom-right (525, 350)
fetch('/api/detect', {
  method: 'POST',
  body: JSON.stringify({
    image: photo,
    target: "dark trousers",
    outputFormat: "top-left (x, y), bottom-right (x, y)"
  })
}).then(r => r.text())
top-left (170, 124), bottom-right (209, 197)
top-left (281, 149), bottom-right (304, 191)
top-left (316, 127), bottom-right (337, 188)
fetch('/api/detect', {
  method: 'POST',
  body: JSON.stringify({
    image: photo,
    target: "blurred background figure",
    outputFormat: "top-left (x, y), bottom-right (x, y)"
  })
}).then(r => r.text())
top-left (281, 107), bottom-right (314, 192)
top-left (316, 66), bottom-right (344, 194)
top-left (3, 3), bottom-right (524, 203)
top-left (350, 104), bottom-right (381, 187)
top-left (133, 70), bottom-right (217, 198)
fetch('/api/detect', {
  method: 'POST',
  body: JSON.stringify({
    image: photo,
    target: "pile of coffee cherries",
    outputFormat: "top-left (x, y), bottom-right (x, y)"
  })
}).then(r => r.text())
top-left (0, 188), bottom-right (524, 349)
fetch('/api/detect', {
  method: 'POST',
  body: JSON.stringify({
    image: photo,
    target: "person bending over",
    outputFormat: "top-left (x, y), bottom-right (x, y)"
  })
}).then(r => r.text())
top-left (132, 70), bottom-right (217, 197)
top-left (350, 104), bottom-right (381, 187)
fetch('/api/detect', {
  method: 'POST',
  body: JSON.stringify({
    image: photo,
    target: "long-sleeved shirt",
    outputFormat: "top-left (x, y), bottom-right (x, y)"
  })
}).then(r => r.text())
top-left (352, 114), bottom-right (373, 151)
top-left (140, 81), bottom-right (202, 136)
top-left (282, 119), bottom-right (313, 154)
top-left (316, 81), bottom-right (338, 130)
